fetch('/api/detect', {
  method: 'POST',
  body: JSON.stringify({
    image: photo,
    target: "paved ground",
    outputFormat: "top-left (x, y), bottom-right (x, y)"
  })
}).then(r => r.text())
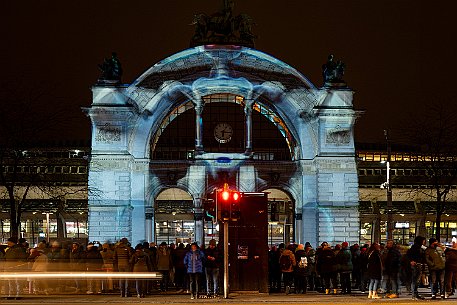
top-left (0, 289), bottom-right (454, 304)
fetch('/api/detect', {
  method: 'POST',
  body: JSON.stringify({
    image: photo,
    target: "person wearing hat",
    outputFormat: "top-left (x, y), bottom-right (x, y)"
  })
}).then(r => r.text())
top-left (425, 237), bottom-right (446, 299)
top-left (336, 241), bottom-right (353, 294)
top-left (5, 237), bottom-right (28, 299)
top-left (184, 242), bottom-right (205, 299)
top-left (204, 239), bottom-right (221, 297)
top-left (294, 244), bottom-right (308, 294)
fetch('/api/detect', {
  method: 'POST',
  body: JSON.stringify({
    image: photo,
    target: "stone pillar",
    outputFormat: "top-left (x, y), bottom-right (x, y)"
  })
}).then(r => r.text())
top-left (194, 201), bottom-right (205, 246)
top-left (195, 103), bottom-right (204, 152)
top-left (145, 217), bottom-right (153, 243)
top-left (130, 160), bottom-right (149, 244)
top-left (301, 205), bottom-right (318, 247)
top-left (295, 213), bottom-right (302, 244)
top-left (245, 105), bottom-right (253, 154)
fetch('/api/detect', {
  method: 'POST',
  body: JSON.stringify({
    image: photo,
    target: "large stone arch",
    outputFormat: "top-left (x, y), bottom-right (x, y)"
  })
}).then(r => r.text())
top-left (85, 45), bottom-right (360, 246)
top-left (125, 46), bottom-right (319, 160)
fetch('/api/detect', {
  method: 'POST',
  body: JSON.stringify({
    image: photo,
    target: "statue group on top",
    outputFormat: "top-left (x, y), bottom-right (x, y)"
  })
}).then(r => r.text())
top-left (97, 52), bottom-right (123, 85)
top-left (190, 0), bottom-right (256, 48)
top-left (322, 54), bottom-right (347, 87)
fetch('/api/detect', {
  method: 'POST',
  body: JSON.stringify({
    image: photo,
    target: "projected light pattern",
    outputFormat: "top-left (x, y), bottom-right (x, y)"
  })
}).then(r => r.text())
top-left (252, 102), bottom-right (294, 159)
top-left (151, 93), bottom-right (294, 159)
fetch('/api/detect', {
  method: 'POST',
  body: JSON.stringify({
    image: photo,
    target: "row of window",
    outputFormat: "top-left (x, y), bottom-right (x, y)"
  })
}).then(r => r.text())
top-left (358, 152), bottom-right (457, 162)
top-left (2, 165), bottom-right (87, 175)
top-left (358, 168), bottom-right (456, 177)
top-left (360, 184), bottom-right (457, 189)
top-left (21, 150), bottom-right (88, 159)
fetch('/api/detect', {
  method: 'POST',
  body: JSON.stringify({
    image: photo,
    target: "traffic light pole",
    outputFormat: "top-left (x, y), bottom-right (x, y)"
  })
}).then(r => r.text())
top-left (223, 220), bottom-right (229, 299)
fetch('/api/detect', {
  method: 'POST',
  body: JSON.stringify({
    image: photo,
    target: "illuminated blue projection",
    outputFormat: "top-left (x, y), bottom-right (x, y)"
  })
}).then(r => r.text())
top-left (85, 45), bottom-right (361, 247)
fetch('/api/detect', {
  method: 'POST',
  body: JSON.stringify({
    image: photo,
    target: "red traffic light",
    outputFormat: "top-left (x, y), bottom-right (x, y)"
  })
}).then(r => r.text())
top-left (232, 191), bottom-right (240, 202)
top-left (221, 190), bottom-right (230, 201)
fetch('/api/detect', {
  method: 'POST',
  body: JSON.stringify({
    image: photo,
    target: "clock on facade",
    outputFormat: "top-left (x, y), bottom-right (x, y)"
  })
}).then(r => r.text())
top-left (214, 123), bottom-right (233, 143)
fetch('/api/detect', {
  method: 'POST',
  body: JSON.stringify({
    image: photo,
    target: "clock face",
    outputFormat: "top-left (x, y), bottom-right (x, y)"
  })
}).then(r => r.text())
top-left (214, 123), bottom-right (233, 143)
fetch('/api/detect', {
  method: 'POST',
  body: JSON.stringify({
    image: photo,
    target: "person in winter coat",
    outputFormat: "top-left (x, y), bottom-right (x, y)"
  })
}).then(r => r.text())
top-left (304, 242), bottom-right (317, 291)
top-left (366, 242), bottom-right (382, 299)
top-left (130, 244), bottom-right (152, 298)
top-left (172, 243), bottom-right (188, 293)
top-left (337, 241), bottom-right (353, 294)
top-left (4, 237), bottom-right (28, 299)
top-left (204, 239), bottom-right (221, 297)
top-left (316, 242), bottom-right (338, 295)
top-left (100, 243), bottom-right (114, 293)
top-left (114, 237), bottom-right (133, 297)
top-left (445, 241), bottom-right (457, 298)
top-left (294, 244), bottom-right (308, 294)
top-left (407, 235), bottom-right (426, 300)
top-left (85, 243), bottom-right (103, 294)
top-left (279, 244), bottom-right (296, 295)
top-left (184, 242), bottom-right (205, 299)
top-left (69, 242), bottom-right (86, 293)
top-left (31, 246), bottom-right (49, 294)
top-left (351, 244), bottom-right (362, 292)
top-left (425, 238), bottom-right (446, 299)
top-left (268, 245), bottom-right (281, 292)
top-left (156, 242), bottom-right (173, 292)
top-left (382, 240), bottom-right (401, 298)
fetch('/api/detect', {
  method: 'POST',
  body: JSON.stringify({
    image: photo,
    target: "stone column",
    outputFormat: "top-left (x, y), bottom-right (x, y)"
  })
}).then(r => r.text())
top-left (145, 207), bottom-right (154, 243)
top-left (195, 102), bottom-right (204, 153)
top-left (194, 202), bottom-right (205, 246)
top-left (244, 104), bottom-right (253, 154)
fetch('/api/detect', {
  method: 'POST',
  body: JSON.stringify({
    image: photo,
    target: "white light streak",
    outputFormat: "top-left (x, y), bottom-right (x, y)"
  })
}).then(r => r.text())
top-left (0, 272), bottom-right (162, 280)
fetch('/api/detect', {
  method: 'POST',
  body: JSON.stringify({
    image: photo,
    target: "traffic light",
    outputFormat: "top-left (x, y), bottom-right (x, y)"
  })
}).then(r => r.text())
top-left (230, 191), bottom-right (241, 221)
top-left (203, 198), bottom-right (216, 222)
top-left (216, 184), bottom-right (242, 222)
top-left (217, 189), bottom-right (231, 221)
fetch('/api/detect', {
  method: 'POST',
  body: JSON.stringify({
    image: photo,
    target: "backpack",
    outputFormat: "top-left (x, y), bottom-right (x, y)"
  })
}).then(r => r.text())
top-left (280, 254), bottom-right (292, 270)
top-left (298, 256), bottom-right (308, 269)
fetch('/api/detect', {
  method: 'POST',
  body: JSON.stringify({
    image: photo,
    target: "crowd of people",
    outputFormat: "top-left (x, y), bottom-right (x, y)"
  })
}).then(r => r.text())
top-left (0, 237), bottom-right (221, 300)
top-left (269, 237), bottom-right (457, 300)
top-left (1, 235), bottom-right (457, 300)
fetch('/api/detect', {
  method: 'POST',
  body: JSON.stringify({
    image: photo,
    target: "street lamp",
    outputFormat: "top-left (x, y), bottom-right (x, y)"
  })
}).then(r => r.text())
top-left (382, 130), bottom-right (393, 240)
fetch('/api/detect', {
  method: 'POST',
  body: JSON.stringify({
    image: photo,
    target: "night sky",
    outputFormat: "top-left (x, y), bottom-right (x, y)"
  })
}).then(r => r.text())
top-left (2, 0), bottom-right (456, 145)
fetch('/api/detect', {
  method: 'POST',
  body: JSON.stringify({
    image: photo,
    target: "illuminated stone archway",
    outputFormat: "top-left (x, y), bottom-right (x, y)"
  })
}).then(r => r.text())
top-left (85, 45), bottom-right (360, 246)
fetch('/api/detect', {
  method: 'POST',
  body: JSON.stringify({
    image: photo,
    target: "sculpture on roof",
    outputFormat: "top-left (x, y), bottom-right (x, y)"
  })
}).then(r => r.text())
top-left (190, 0), bottom-right (256, 48)
top-left (97, 52), bottom-right (123, 85)
top-left (322, 54), bottom-right (347, 87)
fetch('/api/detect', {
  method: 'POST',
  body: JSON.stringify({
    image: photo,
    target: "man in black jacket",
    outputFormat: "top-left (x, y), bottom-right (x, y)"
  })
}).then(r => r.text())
top-left (383, 240), bottom-right (401, 298)
top-left (407, 236), bottom-right (426, 300)
top-left (204, 239), bottom-right (221, 297)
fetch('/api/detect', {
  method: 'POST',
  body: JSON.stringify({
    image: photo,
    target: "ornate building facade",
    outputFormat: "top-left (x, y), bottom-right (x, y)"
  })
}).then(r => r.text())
top-left (83, 46), bottom-right (360, 247)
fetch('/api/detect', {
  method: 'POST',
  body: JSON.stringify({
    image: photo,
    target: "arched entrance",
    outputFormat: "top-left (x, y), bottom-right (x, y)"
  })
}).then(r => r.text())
top-left (265, 188), bottom-right (294, 247)
top-left (154, 188), bottom-right (194, 245)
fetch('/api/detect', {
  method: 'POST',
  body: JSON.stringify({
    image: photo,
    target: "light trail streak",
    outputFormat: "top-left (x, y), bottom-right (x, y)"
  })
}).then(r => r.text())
top-left (0, 272), bottom-right (162, 279)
